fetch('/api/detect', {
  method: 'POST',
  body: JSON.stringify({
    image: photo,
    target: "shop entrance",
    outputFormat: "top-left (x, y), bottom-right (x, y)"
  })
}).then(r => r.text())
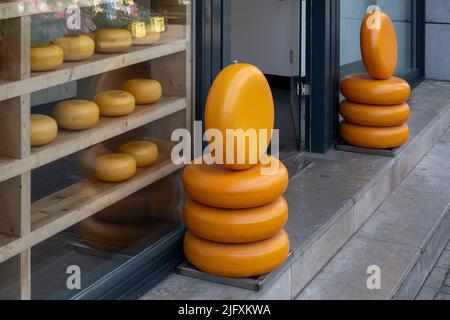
top-left (222, 0), bottom-right (308, 158)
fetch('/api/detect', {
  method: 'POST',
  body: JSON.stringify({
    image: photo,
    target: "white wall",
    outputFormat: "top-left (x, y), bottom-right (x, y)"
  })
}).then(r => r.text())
top-left (230, 0), bottom-right (303, 77)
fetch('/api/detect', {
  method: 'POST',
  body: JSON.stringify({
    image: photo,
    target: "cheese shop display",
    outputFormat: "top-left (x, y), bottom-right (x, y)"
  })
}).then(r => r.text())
top-left (122, 79), bottom-right (162, 104)
top-left (92, 28), bottom-right (133, 53)
top-left (30, 114), bottom-right (58, 147)
top-left (118, 140), bottom-right (159, 167)
top-left (53, 100), bottom-right (100, 130)
top-left (339, 8), bottom-right (411, 149)
top-left (93, 153), bottom-right (137, 182)
top-left (93, 90), bottom-right (136, 117)
top-left (31, 44), bottom-right (64, 72)
top-left (54, 35), bottom-right (95, 62)
top-left (182, 64), bottom-right (290, 278)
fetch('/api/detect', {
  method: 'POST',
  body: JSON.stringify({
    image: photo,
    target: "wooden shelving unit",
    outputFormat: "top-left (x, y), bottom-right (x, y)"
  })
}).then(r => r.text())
top-left (0, 1), bottom-right (192, 299)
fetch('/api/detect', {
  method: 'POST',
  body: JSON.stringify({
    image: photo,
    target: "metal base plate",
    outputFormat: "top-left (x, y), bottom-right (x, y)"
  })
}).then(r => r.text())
top-left (335, 140), bottom-right (398, 158)
top-left (176, 251), bottom-right (293, 291)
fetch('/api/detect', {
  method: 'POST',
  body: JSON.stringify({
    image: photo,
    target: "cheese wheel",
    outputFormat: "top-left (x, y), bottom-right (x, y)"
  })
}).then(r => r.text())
top-left (132, 32), bottom-right (161, 46)
top-left (54, 35), bottom-right (95, 61)
top-left (31, 44), bottom-right (64, 72)
top-left (80, 217), bottom-right (161, 252)
top-left (93, 90), bottom-right (136, 117)
top-left (93, 28), bottom-right (132, 53)
top-left (361, 10), bottom-right (398, 80)
top-left (30, 114), bottom-right (58, 147)
top-left (118, 140), bottom-right (158, 167)
top-left (184, 229), bottom-right (290, 278)
top-left (122, 79), bottom-right (162, 104)
top-left (340, 100), bottom-right (410, 127)
top-left (183, 156), bottom-right (288, 209)
top-left (81, 144), bottom-right (112, 180)
top-left (184, 196), bottom-right (288, 243)
top-left (94, 153), bottom-right (137, 182)
top-left (340, 122), bottom-right (409, 149)
top-left (53, 100), bottom-right (100, 130)
top-left (341, 74), bottom-right (410, 105)
top-left (205, 63), bottom-right (274, 170)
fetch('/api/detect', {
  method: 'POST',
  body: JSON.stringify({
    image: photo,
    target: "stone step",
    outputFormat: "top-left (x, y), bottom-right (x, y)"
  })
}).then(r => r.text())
top-left (296, 129), bottom-right (450, 300)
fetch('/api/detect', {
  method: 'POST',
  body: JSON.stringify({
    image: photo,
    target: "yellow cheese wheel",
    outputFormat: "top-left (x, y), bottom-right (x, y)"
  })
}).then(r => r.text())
top-left (183, 156), bottom-right (288, 209)
top-left (53, 100), bottom-right (100, 130)
top-left (184, 229), bottom-right (290, 278)
top-left (31, 44), bottom-right (64, 72)
top-left (341, 74), bottom-right (410, 105)
top-left (205, 63), bottom-right (274, 170)
top-left (122, 79), bottom-right (162, 104)
top-left (340, 122), bottom-right (409, 149)
top-left (340, 100), bottom-right (410, 127)
top-left (132, 32), bottom-right (161, 46)
top-left (361, 10), bottom-right (398, 80)
top-left (184, 196), bottom-right (288, 243)
top-left (80, 217), bottom-right (161, 252)
top-left (54, 35), bottom-right (95, 61)
top-left (93, 28), bottom-right (132, 53)
top-left (94, 153), bottom-right (137, 182)
top-left (93, 90), bottom-right (136, 117)
top-left (118, 140), bottom-right (158, 167)
top-left (30, 114), bottom-right (58, 147)
top-left (81, 144), bottom-right (112, 180)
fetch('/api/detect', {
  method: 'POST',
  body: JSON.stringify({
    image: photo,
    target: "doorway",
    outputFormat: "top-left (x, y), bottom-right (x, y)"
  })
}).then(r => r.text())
top-left (222, 0), bottom-right (308, 160)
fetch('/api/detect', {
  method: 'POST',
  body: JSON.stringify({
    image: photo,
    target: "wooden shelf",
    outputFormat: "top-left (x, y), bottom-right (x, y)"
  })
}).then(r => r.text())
top-left (0, 96), bottom-right (187, 183)
top-left (0, 37), bottom-right (187, 102)
top-left (0, 0), bottom-right (113, 20)
top-left (0, 140), bottom-right (182, 264)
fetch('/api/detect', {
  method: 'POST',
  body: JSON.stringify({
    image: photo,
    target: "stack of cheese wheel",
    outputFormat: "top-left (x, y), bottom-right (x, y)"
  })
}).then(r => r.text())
top-left (340, 8), bottom-right (411, 149)
top-left (183, 63), bottom-right (290, 278)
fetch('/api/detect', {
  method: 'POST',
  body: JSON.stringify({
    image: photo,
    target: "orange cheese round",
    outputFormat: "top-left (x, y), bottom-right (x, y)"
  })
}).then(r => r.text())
top-left (361, 10), bottom-right (398, 80)
top-left (93, 90), bottom-right (136, 117)
top-left (341, 74), bottom-right (410, 105)
top-left (205, 64), bottom-right (274, 171)
top-left (183, 156), bottom-right (288, 209)
top-left (31, 44), bottom-right (64, 72)
top-left (122, 79), bottom-right (162, 104)
top-left (118, 140), bottom-right (158, 167)
top-left (184, 196), bottom-right (288, 243)
top-left (30, 114), bottom-right (58, 147)
top-left (340, 122), bottom-right (409, 149)
top-left (80, 217), bottom-right (160, 252)
top-left (184, 229), bottom-right (290, 278)
top-left (93, 28), bottom-right (132, 53)
top-left (339, 100), bottom-right (410, 127)
top-left (94, 153), bottom-right (137, 182)
top-left (53, 100), bottom-right (100, 130)
top-left (54, 35), bottom-right (95, 61)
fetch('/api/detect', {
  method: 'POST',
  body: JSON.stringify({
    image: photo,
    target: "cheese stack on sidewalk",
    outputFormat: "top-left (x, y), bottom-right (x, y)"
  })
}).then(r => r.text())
top-left (340, 8), bottom-right (411, 149)
top-left (182, 63), bottom-right (290, 278)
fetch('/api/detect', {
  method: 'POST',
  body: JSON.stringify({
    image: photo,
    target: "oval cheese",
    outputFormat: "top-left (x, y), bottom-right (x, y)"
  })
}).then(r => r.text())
top-left (93, 28), bottom-right (132, 53)
top-left (122, 79), bottom-right (162, 104)
top-left (53, 100), bottom-right (100, 130)
top-left (93, 90), bottom-right (136, 117)
top-left (184, 229), bottom-right (290, 278)
top-left (205, 63), bottom-right (274, 170)
top-left (54, 35), bottom-right (95, 61)
top-left (118, 140), bottom-right (158, 167)
top-left (30, 114), bottom-right (58, 147)
top-left (340, 100), bottom-right (410, 127)
top-left (184, 196), bottom-right (288, 243)
top-left (31, 44), bottom-right (64, 72)
top-left (361, 10), bottom-right (398, 80)
top-left (341, 73), bottom-right (410, 105)
top-left (80, 217), bottom-right (160, 252)
top-left (94, 153), bottom-right (137, 182)
top-left (340, 122), bottom-right (409, 149)
top-left (183, 156), bottom-right (288, 209)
